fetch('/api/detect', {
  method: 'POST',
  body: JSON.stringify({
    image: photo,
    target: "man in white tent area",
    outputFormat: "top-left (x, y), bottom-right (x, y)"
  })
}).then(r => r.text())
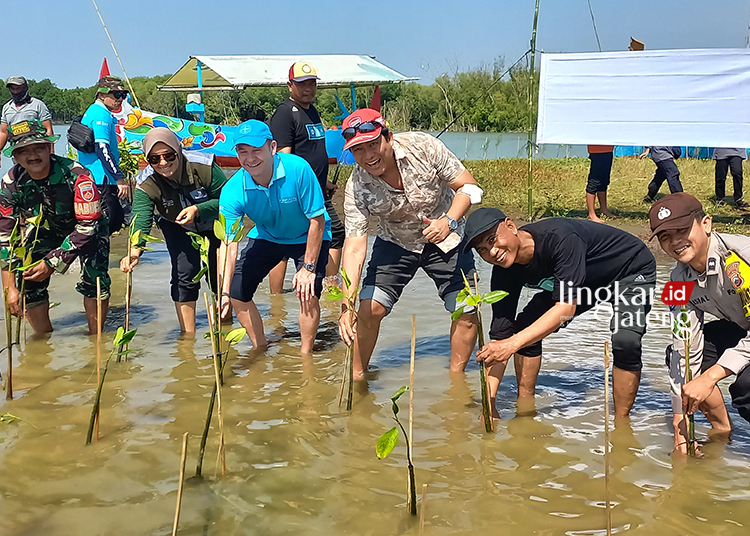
top-left (336, 108), bottom-right (484, 380)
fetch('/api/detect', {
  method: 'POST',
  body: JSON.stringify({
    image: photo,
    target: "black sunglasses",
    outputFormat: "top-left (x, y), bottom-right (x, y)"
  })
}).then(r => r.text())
top-left (112, 91), bottom-right (128, 99)
top-left (147, 151), bottom-right (178, 166)
top-left (342, 120), bottom-right (384, 140)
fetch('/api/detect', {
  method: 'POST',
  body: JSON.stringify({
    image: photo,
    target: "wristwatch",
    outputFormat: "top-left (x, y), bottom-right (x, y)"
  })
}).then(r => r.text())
top-left (444, 215), bottom-right (458, 231)
top-left (303, 262), bottom-right (316, 273)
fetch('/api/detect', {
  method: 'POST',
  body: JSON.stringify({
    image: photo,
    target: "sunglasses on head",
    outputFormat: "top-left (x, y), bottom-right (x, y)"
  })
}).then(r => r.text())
top-left (342, 120), bottom-right (384, 140)
top-left (111, 91), bottom-right (128, 99)
top-left (147, 151), bottom-right (178, 166)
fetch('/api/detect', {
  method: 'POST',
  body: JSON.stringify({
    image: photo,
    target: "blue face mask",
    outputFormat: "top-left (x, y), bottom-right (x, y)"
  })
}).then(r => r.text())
top-left (11, 84), bottom-right (30, 106)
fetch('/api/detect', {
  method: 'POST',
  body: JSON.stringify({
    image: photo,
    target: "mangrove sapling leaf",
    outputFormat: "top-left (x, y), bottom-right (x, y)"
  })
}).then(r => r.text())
top-left (213, 219), bottom-right (226, 242)
top-left (482, 290), bottom-right (509, 304)
top-left (86, 327), bottom-right (137, 445)
top-left (376, 386), bottom-right (417, 515)
top-left (192, 265), bottom-right (209, 283)
top-left (225, 327), bottom-right (247, 345)
top-left (376, 427), bottom-right (400, 459)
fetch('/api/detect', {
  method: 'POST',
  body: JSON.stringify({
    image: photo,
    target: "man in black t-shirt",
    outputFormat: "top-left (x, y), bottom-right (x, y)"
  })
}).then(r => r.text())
top-left (268, 62), bottom-right (345, 293)
top-left (464, 208), bottom-right (656, 419)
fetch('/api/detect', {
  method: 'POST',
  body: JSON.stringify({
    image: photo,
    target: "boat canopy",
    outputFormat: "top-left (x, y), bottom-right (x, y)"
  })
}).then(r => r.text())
top-left (159, 54), bottom-right (417, 91)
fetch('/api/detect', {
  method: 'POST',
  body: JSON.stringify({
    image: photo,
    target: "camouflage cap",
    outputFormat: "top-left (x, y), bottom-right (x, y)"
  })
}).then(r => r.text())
top-left (5, 75), bottom-right (27, 87)
top-left (96, 76), bottom-right (126, 94)
top-left (2, 119), bottom-right (60, 157)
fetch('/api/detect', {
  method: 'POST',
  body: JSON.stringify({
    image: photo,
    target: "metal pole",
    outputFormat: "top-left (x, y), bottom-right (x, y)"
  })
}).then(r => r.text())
top-left (527, 0), bottom-right (540, 221)
top-left (196, 60), bottom-right (205, 123)
top-left (91, 0), bottom-right (141, 108)
top-left (350, 82), bottom-right (357, 112)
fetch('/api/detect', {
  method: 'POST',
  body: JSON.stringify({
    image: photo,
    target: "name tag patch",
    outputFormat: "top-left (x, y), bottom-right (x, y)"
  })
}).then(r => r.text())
top-left (306, 123), bottom-right (325, 141)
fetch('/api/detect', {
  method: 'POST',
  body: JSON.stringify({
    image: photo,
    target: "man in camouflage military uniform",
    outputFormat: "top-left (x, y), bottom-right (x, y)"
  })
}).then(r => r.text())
top-left (0, 119), bottom-right (110, 335)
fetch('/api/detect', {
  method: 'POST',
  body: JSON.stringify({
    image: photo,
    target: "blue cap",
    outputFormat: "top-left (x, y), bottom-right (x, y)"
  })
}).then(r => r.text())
top-left (234, 120), bottom-right (273, 149)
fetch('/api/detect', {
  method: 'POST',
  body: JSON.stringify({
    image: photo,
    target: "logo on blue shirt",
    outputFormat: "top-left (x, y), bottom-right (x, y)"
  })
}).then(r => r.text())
top-left (306, 123), bottom-right (325, 140)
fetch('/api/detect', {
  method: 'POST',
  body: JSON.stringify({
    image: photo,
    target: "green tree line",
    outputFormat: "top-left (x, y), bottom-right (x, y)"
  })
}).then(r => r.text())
top-left (0, 60), bottom-right (538, 133)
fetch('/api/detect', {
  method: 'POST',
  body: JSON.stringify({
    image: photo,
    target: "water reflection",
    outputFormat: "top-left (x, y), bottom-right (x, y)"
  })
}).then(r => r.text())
top-left (0, 248), bottom-right (749, 535)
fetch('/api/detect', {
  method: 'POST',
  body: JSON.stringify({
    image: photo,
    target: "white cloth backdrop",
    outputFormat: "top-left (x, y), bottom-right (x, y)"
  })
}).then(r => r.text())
top-left (536, 48), bottom-right (750, 147)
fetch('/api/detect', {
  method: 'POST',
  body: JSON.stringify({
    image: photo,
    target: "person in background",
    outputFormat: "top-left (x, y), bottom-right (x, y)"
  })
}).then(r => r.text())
top-left (218, 120), bottom-right (331, 355)
top-left (585, 144), bottom-right (616, 222)
top-left (650, 193), bottom-right (750, 453)
top-left (120, 128), bottom-right (229, 333)
top-left (337, 108), bottom-right (481, 380)
top-left (713, 147), bottom-right (748, 208)
top-left (0, 119), bottom-right (110, 335)
top-left (77, 76), bottom-right (130, 234)
top-left (0, 76), bottom-right (54, 152)
top-left (268, 61), bottom-right (345, 293)
top-left (640, 146), bottom-right (683, 203)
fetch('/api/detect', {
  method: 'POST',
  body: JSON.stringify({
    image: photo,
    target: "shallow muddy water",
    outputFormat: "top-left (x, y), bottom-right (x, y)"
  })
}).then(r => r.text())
top-left (1, 237), bottom-right (749, 536)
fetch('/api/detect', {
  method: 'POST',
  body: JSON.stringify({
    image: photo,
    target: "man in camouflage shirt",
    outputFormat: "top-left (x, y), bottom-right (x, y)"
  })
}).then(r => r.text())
top-left (0, 119), bottom-right (110, 335)
top-left (337, 109), bottom-right (484, 379)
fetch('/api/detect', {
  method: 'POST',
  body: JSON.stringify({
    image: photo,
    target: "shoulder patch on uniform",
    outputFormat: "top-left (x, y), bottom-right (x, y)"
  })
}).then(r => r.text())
top-left (74, 174), bottom-right (102, 220)
top-left (0, 204), bottom-right (13, 217)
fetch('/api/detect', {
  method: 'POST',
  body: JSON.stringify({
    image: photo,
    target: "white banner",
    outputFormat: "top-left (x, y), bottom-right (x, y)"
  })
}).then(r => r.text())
top-left (536, 48), bottom-right (750, 147)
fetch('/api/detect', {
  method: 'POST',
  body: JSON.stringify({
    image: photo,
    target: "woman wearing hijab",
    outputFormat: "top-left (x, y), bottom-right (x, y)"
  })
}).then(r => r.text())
top-left (120, 128), bottom-right (229, 332)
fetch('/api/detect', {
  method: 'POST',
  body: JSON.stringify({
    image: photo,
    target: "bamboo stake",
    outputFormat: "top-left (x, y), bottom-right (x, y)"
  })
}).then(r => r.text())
top-left (172, 432), bottom-right (189, 536)
top-left (408, 315), bottom-right (416, 514)
top-left (4, 286), bottom-right (13, 400)
top-left (473, 272), bottom-right (494, 432)
top-left (203, 293), bottom-right (225, 476)
top-left (681, 306), bottom-right (697, 457)
top-left (604, 342), bottom-right (612, 536)
top-left (95, 277), bottom-right (102, 441)
top-left (21, 294), bottom-right (26, 347)
top-left (90, 0), bottom-right (141, 108)
top-left (419, 484), bottom-right (428, 536)
top-left (121, 270), bottom-right (132, 361)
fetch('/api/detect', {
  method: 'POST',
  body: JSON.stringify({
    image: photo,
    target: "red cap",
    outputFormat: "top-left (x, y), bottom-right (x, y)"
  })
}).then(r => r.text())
top-left (342, 108), bottom-right (386, 151)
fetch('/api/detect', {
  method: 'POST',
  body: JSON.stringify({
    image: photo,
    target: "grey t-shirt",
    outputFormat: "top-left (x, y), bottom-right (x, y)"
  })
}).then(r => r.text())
top-left (713, 147), bottom-right (746, 160)
top-left (648, 146), bottom-right (678, 163)
top-left (1, 98), bottom-right (52, 126)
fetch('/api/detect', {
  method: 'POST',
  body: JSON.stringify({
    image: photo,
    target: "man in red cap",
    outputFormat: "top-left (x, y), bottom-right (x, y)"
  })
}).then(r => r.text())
top-left (268, 62), bottom-right (344, 293)
top-left (651, 192), bottom-right (750, 453)
top-left (337, 109), bottom-right (484, 379)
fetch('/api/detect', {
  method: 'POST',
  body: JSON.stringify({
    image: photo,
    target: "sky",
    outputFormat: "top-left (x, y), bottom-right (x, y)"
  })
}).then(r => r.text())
top-left (1, 0), bottom-right (749, 88)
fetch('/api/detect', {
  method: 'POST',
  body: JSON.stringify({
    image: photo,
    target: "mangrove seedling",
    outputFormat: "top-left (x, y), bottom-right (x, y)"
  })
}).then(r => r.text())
top-left (327, 267), bottom-right (359, 410)
top-left (122, 214), bottom-right (161, 358)
top-left (86, 326), bottom-right (137, 445)
top-left (12, 210), bottom-right (45, 347)
top-left (673, 306), bottom-right (697, 456)
top-left (376, 386), bottom-right (417, 516)
top-left (451, 271), bottom-right (508, 432)
top-left (195, 323), bottom-right (247, 478)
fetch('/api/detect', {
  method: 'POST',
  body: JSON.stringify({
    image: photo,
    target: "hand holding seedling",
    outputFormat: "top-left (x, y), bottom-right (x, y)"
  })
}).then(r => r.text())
top-left (5, 285), bottom-right (21, 316)
top-left (682, 372), bottom-right (723, 415)
top-left (421, 215), bottom-right (450, 243)
top-left (175, 206), bottom-right (199, 226)
top-left (120, 250), bottom-right (141, 272)
top-left (476, 335), bottom-right (521, 366)
top-left (23, 261), bottom-right (53, 282)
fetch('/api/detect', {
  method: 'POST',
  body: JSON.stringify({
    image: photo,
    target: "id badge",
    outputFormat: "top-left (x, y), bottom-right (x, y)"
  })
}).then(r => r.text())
top-left (188, 187), bottom-right (208, 203)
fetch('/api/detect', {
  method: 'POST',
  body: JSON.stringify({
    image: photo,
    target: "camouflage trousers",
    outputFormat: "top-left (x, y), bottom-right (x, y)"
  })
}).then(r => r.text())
top-left (17, 231), bottom-right (111, 308)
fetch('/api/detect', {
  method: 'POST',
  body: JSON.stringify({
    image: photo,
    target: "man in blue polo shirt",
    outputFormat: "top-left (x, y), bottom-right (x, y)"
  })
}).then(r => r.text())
top-left (78, 76), bottom-right (130, 233)
top-left (218, 120), bottom-right (331, 355)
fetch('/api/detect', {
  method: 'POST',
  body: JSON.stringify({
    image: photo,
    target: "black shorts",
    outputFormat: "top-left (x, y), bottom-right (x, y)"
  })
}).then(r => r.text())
top-left (489, 271), bottom-right (656, 371)
top-left (230, 239), bottom-right (330, 302)
top-left (586, 151), bottom-right (613, 194)
top-left (360, 237), bottom-right (476, 315)
top-left (325, 198), bottom-right (345, 250)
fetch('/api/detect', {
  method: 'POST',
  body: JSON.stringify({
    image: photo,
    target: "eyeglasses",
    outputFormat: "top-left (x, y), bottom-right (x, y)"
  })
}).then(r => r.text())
top-left (112, 91), bottom-right (128, 100)
top-left (342, 120), bottom-right (384, 140)
top-left (147, 151), bottom-right (178, 166)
